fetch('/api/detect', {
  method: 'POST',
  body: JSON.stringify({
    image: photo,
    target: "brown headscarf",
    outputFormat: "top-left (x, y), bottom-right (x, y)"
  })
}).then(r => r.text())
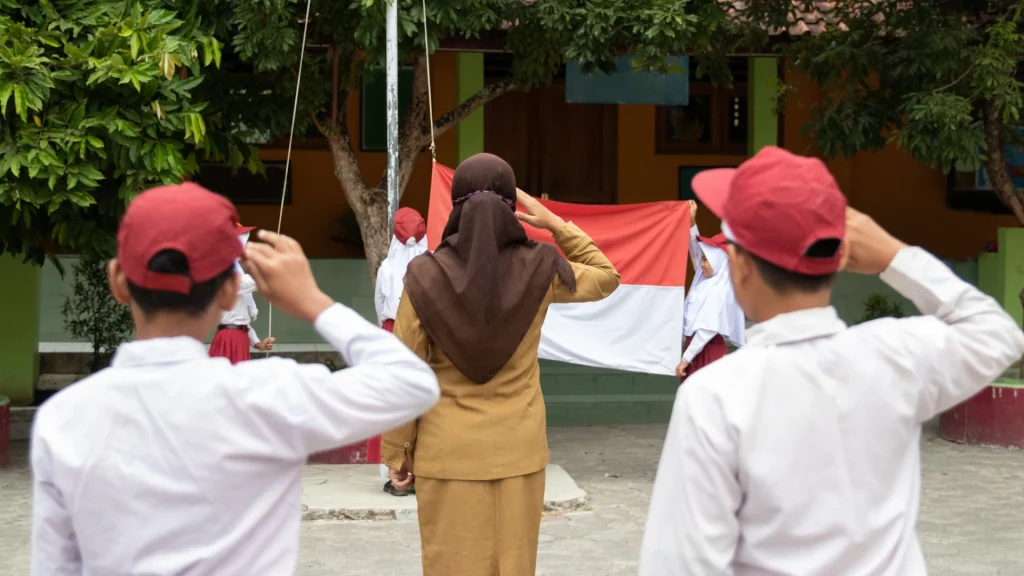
top-left (403, 153), bottom-right (576, 384)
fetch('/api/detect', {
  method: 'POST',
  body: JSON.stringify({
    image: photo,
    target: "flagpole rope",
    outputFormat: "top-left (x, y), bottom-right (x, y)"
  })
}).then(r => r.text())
top-left (422, 0), bottom-right (436, 161)
top-left (266, 0), bottom-right (314, 349)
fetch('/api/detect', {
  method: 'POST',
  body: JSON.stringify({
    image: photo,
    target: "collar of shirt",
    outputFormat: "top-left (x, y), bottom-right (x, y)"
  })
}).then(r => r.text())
top-left (111, 337), bottom-right (209, 368)
top-left (744, 306), bottom-right (847, 348)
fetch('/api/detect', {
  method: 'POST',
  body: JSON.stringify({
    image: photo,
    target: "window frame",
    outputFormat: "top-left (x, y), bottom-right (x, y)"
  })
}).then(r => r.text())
top-left (655, 82), bottom-right (748, 156)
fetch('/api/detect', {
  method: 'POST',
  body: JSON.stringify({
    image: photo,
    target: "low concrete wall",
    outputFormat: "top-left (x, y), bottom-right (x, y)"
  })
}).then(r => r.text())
top-left (35, 255), bottom-right (981, 426)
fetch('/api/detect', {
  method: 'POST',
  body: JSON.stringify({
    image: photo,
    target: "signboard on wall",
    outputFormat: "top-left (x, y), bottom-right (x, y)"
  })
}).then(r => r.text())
top-left (566, 56), bottom-right (689, 106)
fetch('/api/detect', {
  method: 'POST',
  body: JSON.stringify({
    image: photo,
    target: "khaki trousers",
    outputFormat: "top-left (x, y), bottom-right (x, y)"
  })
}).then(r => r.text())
top-left (416, 468), bottom-right (546, 576)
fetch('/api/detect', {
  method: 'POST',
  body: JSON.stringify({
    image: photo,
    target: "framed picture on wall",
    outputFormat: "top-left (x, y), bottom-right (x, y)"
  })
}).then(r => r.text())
top-left (678, 166), bottom-right (718, 202)
top-left (196, 161), bottom-right (293, 206)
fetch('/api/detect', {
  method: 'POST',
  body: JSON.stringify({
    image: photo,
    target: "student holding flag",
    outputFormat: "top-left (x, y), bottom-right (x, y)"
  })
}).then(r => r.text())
top-left (676, 200), bottom-right (746, 381)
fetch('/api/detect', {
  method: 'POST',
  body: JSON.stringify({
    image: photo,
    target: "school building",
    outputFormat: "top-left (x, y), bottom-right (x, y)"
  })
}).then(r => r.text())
top-left (1, 49), bottom-right (1021, 430)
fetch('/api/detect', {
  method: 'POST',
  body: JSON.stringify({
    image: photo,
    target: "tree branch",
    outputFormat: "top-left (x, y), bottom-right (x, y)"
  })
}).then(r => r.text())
top-left (432, 80), bottom-right (517, 138)
top-left (933, 62), bottom-right (975, 94)
top-left (982, 98), bottom-right (1024, 225)
top-left (310, 110), bottom-right (325, 136)
top-left (330, 46), bottom-right (341, 127)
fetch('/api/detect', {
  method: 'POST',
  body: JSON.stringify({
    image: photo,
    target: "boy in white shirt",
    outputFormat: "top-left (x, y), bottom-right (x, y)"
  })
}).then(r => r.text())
top-left (640, 146), bottom-right (1024, 575)
top-left (30, 182), bottom-right (439, 575)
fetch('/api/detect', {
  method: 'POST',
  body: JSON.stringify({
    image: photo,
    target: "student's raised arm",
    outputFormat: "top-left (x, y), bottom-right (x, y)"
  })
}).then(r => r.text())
top-left (686, 201), bottom-right (703, 272)
top-left (847, 209), bottom-right (1024, 421)
top-left (235, 231), bottom-right (440, 456)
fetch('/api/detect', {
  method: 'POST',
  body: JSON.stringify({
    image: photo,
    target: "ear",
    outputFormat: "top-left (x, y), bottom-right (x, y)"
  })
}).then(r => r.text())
top-left (108, 259), bottom-right (132, 304)
top-left (725, 244), bottom-right (747, 283)
top-left (216, 273), bottom-right (240, 313)
top-left (837, 240), bottom-right (851, 272)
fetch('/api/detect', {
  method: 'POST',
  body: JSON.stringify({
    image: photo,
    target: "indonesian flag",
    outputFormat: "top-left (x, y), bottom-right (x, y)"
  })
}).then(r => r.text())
top-left (427, 162), bottom-right (690, 376)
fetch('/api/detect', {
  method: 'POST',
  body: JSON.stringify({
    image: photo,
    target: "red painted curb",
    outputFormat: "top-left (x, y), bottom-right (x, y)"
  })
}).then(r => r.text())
top-left (0, 398), bottom-right (9, 470)
top-left (939, 384), bottom-right (1024, 449)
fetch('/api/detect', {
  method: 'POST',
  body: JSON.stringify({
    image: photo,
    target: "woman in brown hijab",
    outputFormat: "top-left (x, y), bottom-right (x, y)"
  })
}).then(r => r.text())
top-left (382, 153), bottom-right (620, 575)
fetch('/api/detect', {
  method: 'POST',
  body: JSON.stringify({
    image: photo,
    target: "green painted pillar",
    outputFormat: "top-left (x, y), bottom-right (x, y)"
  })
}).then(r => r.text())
top-left (748, 57), bottom-right (779, 155)
top-left (0, 255), bottom-right (40, 405)
top-left (978, 227), bottom-right (1024, 326)
top-left (456, 52), bottom-right (485, 163)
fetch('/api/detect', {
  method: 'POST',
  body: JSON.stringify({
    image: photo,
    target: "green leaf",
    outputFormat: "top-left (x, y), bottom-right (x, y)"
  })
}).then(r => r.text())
top-left (130, 34), bottom-right (140, 60)
top-left (0, 83), bottom-right (13, 118)
top-left (13, 85), bottom-right (28, 122)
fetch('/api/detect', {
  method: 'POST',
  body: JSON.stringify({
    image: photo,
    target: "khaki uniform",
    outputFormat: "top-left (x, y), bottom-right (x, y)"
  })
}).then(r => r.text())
top-left (383, 222), bottom-right (620, 575)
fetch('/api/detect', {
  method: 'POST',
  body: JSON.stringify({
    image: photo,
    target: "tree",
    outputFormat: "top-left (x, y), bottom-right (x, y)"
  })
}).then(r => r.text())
top-left (61, 255), bottom-right (134, 372)
top-left (221, 0), bottom-right (745, 277)
top-left (0, 0), bottom-right (259, 264)
top-left (742, 1), bottom-right (1024, 223)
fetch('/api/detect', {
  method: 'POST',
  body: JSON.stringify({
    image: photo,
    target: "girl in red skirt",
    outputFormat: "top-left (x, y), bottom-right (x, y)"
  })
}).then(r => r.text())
top-left (373, 207), bottom-right (427, 494)
top-left (209, 224), bottom-right (275, 364)
top-left (676, 202), bottom-right (746, 382)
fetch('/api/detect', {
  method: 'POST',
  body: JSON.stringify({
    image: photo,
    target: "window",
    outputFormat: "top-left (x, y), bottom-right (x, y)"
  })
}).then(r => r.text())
top-left (195, 162), bottom-right (293, 206)
top-left (656, 83), bottom-right (748, 155)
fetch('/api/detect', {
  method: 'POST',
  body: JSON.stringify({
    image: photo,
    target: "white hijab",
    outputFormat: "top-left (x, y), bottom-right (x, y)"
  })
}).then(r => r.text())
top-left (682, 240), bottom-right (746, 346)
top-left (376, 234), bottom-right (428, 322)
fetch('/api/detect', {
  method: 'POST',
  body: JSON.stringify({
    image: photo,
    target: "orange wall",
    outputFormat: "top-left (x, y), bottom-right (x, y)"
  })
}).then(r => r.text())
top-left (253, 55), bottom-right (1014, 261)
top-left (238, 53), bottom-right (459, 258)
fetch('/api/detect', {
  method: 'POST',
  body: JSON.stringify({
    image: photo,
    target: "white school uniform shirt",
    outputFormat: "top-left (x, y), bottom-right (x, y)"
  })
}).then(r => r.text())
top-left (640, 247), bottom-right (1024, 576)
top-left (30, 303), bottom-right (440, 576)
top-left (220, 270), bottom-right (261, 346)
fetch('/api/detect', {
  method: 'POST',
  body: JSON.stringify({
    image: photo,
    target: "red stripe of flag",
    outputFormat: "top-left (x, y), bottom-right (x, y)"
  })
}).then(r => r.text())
top-left (427, 162), bottom-right (690, 287)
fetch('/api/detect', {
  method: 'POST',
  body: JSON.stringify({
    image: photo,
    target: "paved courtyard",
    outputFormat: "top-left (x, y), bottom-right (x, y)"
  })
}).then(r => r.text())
top-left (2, 422), bottom-right (1022, 575)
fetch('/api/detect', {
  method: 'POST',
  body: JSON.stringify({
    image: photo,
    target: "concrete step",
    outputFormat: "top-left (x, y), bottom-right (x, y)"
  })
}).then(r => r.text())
top-left (301, 464), bottom-right (587, 521)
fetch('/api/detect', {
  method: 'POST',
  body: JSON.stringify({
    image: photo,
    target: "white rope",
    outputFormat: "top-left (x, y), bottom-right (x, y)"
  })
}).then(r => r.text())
top-left (267, 0), bottom-right (314, 346)
top-left (421, 0), bottom-right (436, 160)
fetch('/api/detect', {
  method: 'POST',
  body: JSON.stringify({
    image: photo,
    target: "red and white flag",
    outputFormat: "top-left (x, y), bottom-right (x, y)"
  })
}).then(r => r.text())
top-left (427, 162), bottom-right (690, 376)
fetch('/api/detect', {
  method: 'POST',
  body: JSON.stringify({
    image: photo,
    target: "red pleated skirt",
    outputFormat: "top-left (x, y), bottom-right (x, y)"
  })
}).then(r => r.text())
top-left (209, 328), bottom-right (251, 365)
top-left (681, 334), bottom-right (728, 383)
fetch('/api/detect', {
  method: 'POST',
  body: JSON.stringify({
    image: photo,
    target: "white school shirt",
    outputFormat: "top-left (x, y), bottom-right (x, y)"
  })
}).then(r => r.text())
top-left (219, 272), bottom-right (260, 346)
top-left (30, 303), bottom-right (440, 576)
top-left (640, 247), bottom-right (1024, 576)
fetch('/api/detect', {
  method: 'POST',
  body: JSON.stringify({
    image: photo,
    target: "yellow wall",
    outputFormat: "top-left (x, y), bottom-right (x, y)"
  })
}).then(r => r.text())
top-left (253, 55), bottom-right (1014, 261)
top-left (239, 53), bottom-right (459, 258)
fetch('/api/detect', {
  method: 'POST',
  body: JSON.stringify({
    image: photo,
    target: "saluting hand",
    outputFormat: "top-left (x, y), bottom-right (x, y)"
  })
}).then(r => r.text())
top-left (243, 230), bottom-right (335, 323)
top-left (516, 189), bottom-right (567, 233)
top-left (843, 208), bottom-right (907, 275)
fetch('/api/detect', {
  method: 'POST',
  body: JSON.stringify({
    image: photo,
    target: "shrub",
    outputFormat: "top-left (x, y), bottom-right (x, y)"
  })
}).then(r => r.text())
top-left (858, 293), bottom-right (905, 324)
top-left (61, 257), bottom-right (134, 373)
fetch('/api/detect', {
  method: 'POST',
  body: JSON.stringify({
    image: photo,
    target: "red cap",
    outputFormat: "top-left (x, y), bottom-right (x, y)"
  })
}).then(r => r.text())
top-left (394, 207), bottom-right (426, 244)
top-left (697, 233), bottom-right (727, 250)
top-left (118, 183), bottom-right (242, 294)
top-left (692, 146), bottom-right (846, 275)
top-left (236, 223), bottom-right (256, 235)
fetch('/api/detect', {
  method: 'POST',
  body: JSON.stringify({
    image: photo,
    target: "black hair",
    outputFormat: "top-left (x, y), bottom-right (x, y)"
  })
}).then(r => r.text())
top-left (127, 250), bottom-right (235, 317)
top-left (734, 240), bottom-right (840, 294)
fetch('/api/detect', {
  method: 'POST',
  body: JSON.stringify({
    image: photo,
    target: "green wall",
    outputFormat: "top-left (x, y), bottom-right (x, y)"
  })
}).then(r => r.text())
top-left (0, 255), bottom-right (40, 405)
top-left (456, 52), bottom-right (484, 164)
top-left (748, 57), bottom-right (779, 155)
top-left (978, 227), bottom-right (1024, 326)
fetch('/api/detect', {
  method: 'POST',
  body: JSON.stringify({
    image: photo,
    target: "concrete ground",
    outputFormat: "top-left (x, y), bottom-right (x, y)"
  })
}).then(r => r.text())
top-left (2, 423), bottom-right (1023, 575)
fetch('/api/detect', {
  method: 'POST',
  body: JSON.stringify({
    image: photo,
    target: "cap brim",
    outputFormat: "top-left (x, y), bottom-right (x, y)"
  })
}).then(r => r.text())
top-left (237, 225), bottom-right (256, 235)
top-left (692, 169), bottom-right (735, 219)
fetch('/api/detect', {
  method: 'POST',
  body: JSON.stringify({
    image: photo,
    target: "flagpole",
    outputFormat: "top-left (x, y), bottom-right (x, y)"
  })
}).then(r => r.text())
top-left (385, 0), bottom-right (399, 234)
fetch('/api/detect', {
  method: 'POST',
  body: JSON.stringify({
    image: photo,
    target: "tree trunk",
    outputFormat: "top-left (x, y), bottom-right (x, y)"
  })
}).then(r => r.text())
top-left (983, 99), bottom-right (1024, 225)
top-left (325, 54), bottom-right (517, 286)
